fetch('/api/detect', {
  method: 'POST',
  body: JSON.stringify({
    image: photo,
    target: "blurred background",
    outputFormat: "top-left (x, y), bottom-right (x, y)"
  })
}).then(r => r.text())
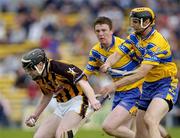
top-left (0, 0), bottom-right (180, 138)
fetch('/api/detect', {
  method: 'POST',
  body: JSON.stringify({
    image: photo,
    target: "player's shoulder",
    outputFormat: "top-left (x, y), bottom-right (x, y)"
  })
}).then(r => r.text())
top-left (151, 30), bottom-right (169, 46)
top-left (50, 59), bottom-right (70, 65)
top-left (114, 36), bottom-right (124, 44)
top-left (153, 30), bottom-right (166, 40)
top-left (49, 59), bottom-right (71, 71)
top-left (124, 32), bottom-right (137, 42)
top-left (90, 42), bottom-right (102, 52)
top-left (93, 42), bottom-right (101, 48)
top-left (125, 33), bottom-right (139, 45)
top-left (49, 59), bottom-right (82, 75)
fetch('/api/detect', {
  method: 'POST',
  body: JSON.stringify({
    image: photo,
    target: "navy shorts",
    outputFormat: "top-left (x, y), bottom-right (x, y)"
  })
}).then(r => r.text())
top-left (137, 77), bottom-right (179, 111)
top-left (112, 87), bottom-right (141, 115)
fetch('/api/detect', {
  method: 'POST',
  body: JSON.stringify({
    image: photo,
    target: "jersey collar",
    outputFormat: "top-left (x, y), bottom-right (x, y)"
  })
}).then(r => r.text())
top-left (142, 27), bottom-right (156, 40)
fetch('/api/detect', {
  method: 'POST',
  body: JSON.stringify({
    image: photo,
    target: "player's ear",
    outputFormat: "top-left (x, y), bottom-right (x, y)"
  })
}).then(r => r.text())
top-left (110, 29), bottom-right (113, 35)
top-left (110, 26), bottom-right (114, 35)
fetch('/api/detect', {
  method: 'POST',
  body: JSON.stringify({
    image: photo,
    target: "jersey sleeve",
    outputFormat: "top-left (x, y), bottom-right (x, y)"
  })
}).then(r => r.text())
top-left (116, 36), bottom-right (133, 56)
top-left (142, 43), bottom-right (169, 66)
top-left (84, 49), bottom-right (100, 75)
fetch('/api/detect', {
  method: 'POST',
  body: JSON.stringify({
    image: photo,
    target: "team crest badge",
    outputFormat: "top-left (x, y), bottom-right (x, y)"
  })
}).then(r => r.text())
top-left (67, 67), bottom-right (78, 77)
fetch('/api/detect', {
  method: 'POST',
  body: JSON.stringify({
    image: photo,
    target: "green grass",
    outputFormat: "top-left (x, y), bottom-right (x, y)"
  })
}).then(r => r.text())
top-left (76, 129), bottom-right (112, 138)
top-left (0, 128), bottom-right (33, 138)
top-left (168, 127), bottom-right (180, 138)
top-left (0, 128), bottom-right (180, 138)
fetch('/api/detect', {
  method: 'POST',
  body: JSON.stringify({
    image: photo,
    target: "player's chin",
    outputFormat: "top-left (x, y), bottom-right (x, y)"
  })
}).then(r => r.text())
top-left (99, 39), bottom-right (106, 44)
top-left (134, 29), bottom-right (143, 34)
top-left (134, 29), bottom-right (140, 32)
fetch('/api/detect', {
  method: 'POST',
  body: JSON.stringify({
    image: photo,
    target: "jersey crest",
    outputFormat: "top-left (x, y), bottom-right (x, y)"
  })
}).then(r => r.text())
top-left (67, 67), bottom-right (78, 77)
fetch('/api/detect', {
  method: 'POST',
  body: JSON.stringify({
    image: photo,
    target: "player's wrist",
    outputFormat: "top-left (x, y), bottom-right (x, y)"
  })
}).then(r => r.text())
top-left (89, 97), bottom-right (97, 104)
top-left (31, 113), bottom-right (39, 121)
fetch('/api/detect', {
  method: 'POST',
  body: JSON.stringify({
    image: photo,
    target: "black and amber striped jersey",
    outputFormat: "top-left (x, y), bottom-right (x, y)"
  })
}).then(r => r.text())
top-left (35, 59), bottom-right (87, 103)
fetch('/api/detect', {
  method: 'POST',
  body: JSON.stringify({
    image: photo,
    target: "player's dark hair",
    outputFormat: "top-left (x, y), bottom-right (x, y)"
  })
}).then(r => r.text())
top-left (93, 16), bottom-right (112, 30)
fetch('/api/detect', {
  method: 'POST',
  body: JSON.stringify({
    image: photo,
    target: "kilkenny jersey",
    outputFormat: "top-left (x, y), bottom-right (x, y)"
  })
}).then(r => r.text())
top-left (84, 35), bottom-right (142, 91)
top-left (35, 59), bottom-right (88, 103)
top-left (117, 28), bottom-right (178, 82)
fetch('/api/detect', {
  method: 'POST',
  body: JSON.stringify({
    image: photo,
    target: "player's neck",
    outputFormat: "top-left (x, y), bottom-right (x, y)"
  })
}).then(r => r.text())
top-left (139, 27), bottom-right (153, 39)
top-left (101, 38), bottom-right (112, 50)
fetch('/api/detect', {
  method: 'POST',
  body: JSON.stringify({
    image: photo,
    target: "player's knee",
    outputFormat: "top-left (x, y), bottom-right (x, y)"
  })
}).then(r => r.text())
top-left (135, 133), bottom-right (146, 138)
top-left (55, 130), bottom-right (63, 138)
top-left (102, 122), bottom-right (114, 135)
top-left (144, 113), bottom-right (158, 127)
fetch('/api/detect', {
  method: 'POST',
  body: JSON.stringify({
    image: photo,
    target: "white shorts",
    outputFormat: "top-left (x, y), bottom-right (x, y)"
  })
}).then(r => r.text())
top-left (54, 95), bottom-right (93, 118)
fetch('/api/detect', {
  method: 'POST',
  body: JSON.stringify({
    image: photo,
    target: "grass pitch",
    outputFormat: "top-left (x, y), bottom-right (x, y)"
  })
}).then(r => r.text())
top-left (0, 128), bottom-right (180, 138)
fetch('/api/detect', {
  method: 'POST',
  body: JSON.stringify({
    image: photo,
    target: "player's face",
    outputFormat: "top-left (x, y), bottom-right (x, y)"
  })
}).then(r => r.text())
top-left (130, 17), bottom-right (144, 33)
top-left (24, 68), bottom-right (39, 79)
top-left (24, 62), bottom-right (44, 79)
top-left (94, 24), bottom-right (113, 46)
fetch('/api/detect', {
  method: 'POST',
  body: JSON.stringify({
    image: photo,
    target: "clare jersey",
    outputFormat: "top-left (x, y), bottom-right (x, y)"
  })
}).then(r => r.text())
top-left (35, 59), bottom-right (87, 102)
top-left (117, 28), bottom-right (178, 82)
top-left (84, 35), bottom-right (143, 91)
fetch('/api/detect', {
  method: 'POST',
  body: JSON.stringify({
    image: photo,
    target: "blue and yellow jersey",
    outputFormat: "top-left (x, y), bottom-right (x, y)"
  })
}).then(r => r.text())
top-left (84, 35), bottom-right (142, 91)
top-left (117, 28), bottom-right (178, 82)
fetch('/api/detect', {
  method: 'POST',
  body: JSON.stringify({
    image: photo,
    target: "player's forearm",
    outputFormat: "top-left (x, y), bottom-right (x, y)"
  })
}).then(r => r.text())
top-left (78, 79), bottom-right (96, 102)
top-left (33, 94), bottom-right (53, 118)
top-left (114, 71), bottom-right (143, 88)
top-left (106, 52), bottom-right (122, 66)
top-left (114, 63), bottom-right (153, 88)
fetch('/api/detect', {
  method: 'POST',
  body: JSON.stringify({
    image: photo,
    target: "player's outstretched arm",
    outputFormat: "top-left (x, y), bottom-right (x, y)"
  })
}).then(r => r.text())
top-left (100, 51), bottom-right (122, 73)
top-left (114, 64), bottom-right (153, 88)
top-left (25, 93), bottom-right (53, 127)
top-left (100, 64), bottom-right (153, 95)
top-left (77, 79), bottom-right (101, 111)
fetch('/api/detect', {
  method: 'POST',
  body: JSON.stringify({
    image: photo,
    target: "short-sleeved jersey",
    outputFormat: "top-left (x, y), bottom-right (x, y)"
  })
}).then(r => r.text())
top-left (117, 28), bottom-right (178, 82)
top-left (84, 35), bottom-right (143, 91)
top-left (35, 59), bottom-right (87, 102)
